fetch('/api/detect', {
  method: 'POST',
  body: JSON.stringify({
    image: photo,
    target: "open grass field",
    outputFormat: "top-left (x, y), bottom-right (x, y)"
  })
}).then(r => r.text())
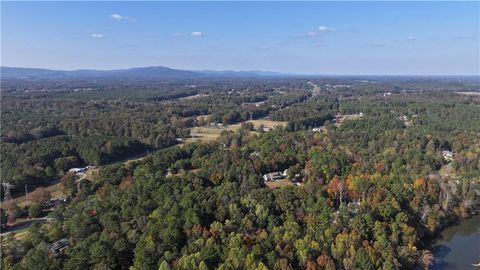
top-left (187, 119), bottom-right (288, 143)
top-left (1, 230), bottom-right (29, 243)
top-left (335, 113), bottom-right (364, 126)
top-left (179, 93), bottom-right (210, 100)
top-left (264, 179), bottom-right (294, 189)
top-left (187, 126), bottom-right (227, 143)
top-left (231, 119), bottom-right (288, 129)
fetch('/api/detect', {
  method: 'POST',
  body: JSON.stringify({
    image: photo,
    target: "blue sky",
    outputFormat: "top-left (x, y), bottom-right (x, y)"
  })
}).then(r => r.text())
top-left (1, 1), bottom-right (479, 75)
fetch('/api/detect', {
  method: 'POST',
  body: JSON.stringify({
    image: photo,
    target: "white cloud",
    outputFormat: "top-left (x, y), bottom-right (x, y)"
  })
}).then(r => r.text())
top-left (110, 13), bottom-right (136, 21)
top-left (318, 25), bottom-right (335, 32)
top-left (407, 36), bottom-right (415, 41)
top-left (191, 31), bottom-right (203, 37)
top-left (91, 33), bottom-right (104, 38)
top-left (110, 14), bottom-right (123, 20)
top-left (301, 25), bottom-right (335, 38)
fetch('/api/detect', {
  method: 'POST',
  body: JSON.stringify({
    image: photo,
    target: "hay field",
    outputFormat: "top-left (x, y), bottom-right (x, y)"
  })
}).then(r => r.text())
top-left (187, 119), bottom-right (288, 143)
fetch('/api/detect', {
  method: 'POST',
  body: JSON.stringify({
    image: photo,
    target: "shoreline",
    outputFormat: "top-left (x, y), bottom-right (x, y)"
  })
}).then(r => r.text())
top-left (424, 210), bottom-right (479, 245)
top-left (425, 213), bottom-right (480, 269)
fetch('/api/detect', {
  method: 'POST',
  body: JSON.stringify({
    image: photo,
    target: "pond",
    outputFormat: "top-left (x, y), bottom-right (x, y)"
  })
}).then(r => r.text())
top-left (431, 215), bottom-right (480, 269)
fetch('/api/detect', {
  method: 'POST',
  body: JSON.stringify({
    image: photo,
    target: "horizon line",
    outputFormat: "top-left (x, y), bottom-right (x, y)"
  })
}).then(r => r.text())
top-left (2, 65), bottom-right (479, 78)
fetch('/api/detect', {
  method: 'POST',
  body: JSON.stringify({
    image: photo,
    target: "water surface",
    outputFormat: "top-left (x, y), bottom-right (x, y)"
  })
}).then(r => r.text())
top-left (431, 215), bottom-right (480, 269)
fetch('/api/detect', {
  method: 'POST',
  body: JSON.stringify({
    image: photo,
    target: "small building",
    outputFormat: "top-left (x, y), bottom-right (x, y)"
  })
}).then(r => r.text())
top-left (48, 198), bottom-right (67, 207)
top-left (68, 168), bottom-right (86, 174)
top-left (442, 150), bottom-right (454, 162)
top-left (347, 201), bottom-right (361, 214)
top-left (262, 126), bottom-right (273, 132)
top-left (48, 239), bottom-right (69, 256)
top-left (250, 151), bottom-right (260, 157)
top-left (263, 172), bottom-right (284, 182)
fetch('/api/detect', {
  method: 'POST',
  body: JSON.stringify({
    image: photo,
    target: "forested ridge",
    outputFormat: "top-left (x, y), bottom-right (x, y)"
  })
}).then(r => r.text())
top-left (1, 77), bottom-right (479, 270)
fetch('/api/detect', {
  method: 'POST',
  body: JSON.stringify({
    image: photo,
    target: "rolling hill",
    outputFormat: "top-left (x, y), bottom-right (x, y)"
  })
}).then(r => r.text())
top-left (0, 66), bottom-right (285, 80)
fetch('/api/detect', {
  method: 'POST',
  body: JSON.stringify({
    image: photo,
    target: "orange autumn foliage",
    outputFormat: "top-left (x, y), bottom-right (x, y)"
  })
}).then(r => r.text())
top-left (413, 178), bottom-right (426, 189)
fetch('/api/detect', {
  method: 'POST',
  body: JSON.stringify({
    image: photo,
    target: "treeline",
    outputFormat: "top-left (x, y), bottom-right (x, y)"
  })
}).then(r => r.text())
top-left (285, 113), bottom-right (334, 132)
top-left (147, 89), bottom-right (198, 101)
top-left (209, 108), bottom-right (270, 125)
top-left (269, 95), bottom-right (338, 121)
top-left (2, 78), bottom-right (480, 270)
top-left (338, 92), bottom-right (480, 135)
top-left (2, 127), bottom-right (65, 144)
top-left (2, 97), bottom-right (189, 148)
top-left (1, 135), bottom-right (145, 187)
top-left (3, 117), bottom-right (478, 269)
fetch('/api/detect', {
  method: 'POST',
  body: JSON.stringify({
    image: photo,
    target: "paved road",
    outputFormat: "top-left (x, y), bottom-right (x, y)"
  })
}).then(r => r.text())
top-left (0, 217), bottom-right (47, 237)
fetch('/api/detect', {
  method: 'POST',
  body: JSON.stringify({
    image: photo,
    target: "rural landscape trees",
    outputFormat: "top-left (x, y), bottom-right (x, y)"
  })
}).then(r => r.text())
top-left (1, 77), bottom-right (479, 269)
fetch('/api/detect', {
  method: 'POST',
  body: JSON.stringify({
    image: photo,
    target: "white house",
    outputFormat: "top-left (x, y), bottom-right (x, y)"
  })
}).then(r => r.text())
top-left (68, 168), bottom-right (86, 174)
top-left (263, 172), bottom-right (284, 182)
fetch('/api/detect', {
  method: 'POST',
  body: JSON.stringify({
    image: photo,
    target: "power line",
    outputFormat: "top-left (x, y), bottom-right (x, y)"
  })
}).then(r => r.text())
top-left (2, 182), bottom-right (14, 202)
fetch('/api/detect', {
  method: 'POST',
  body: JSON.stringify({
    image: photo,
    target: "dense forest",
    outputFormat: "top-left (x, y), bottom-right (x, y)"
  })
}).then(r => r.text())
top-left (1, 77), bottom-right (479, 270)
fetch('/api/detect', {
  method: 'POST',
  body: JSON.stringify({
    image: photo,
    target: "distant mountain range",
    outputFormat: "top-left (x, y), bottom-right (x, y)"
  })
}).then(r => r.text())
top-left (0, 66), bottom-right (287, 80)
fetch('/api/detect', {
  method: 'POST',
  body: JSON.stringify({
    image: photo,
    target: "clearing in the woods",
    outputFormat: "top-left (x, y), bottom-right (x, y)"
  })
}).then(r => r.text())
top-left (187, 119), bottom-right (288, 143)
